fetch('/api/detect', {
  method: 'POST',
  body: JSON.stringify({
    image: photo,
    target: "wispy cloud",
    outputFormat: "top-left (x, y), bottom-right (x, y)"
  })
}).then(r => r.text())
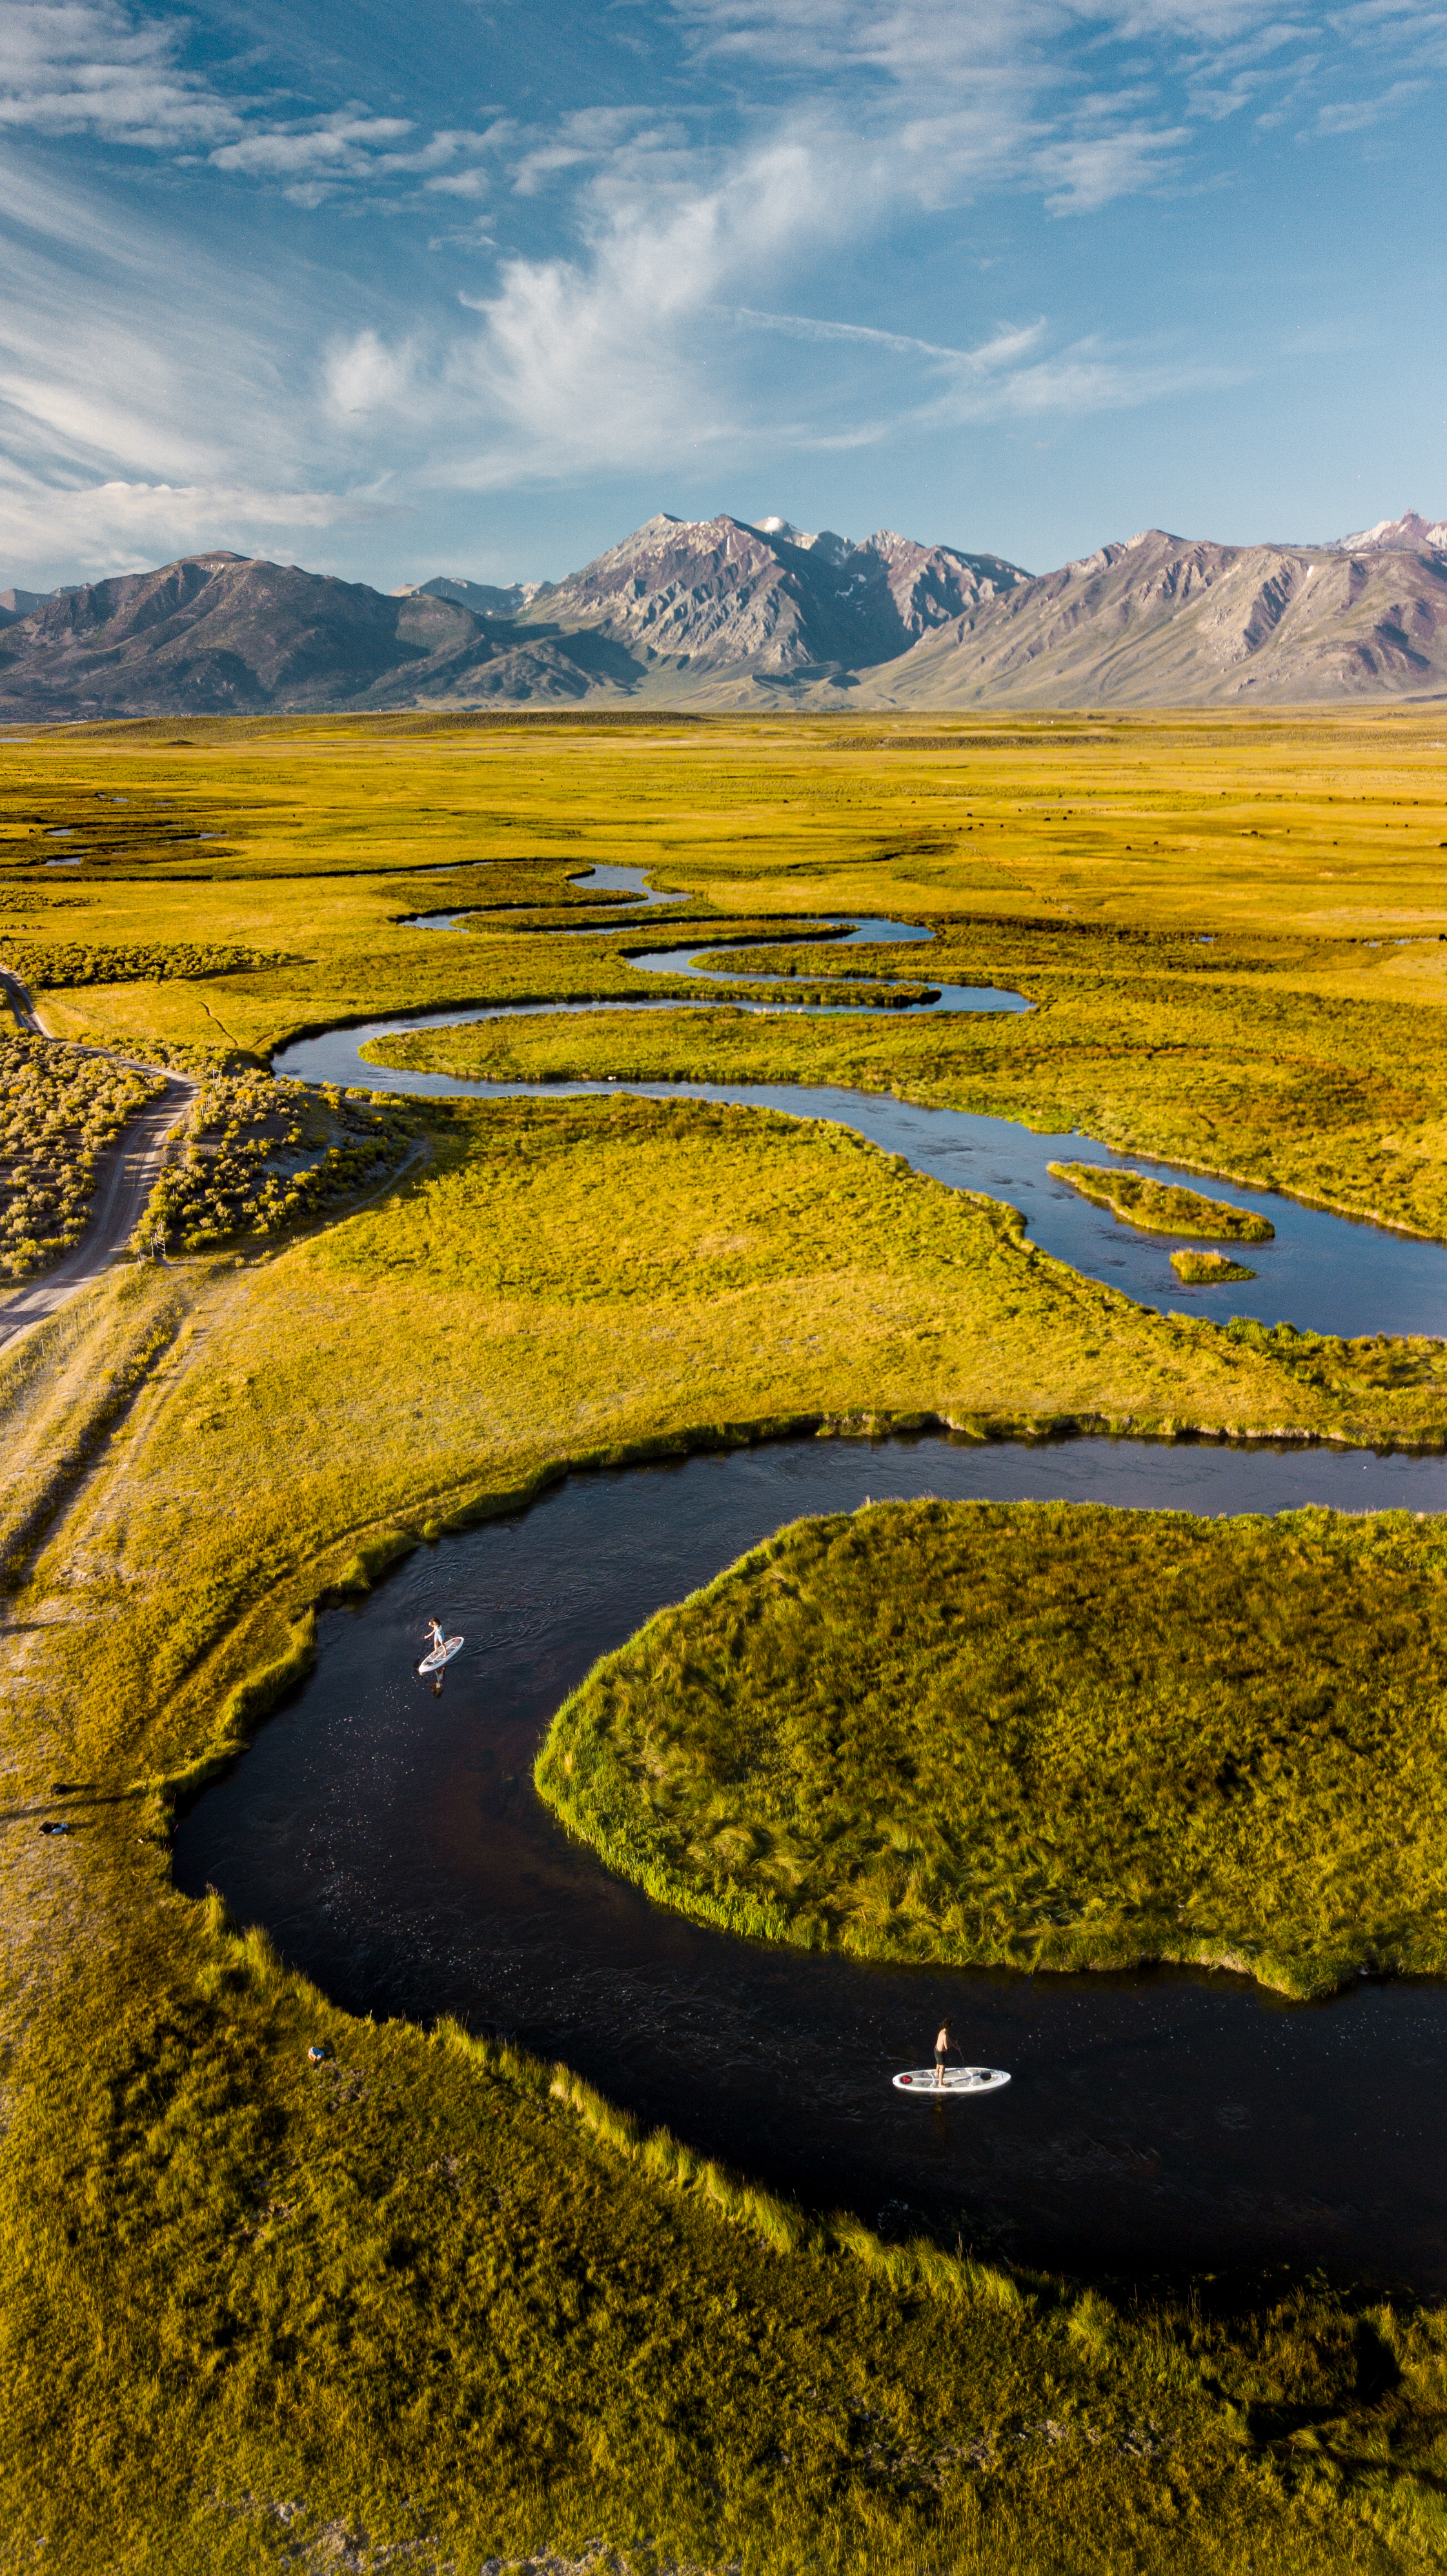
top-left (0, 154), bottom-right (392, 576)
top-left (1, 0), bottom-right (1442, 579)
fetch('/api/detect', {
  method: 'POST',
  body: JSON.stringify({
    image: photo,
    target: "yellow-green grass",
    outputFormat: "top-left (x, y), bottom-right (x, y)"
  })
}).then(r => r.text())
top-left (6, 1099), bottom-right (1447, 2566)
top-left (365, 954), bottom-right (1447, 1242)
top-left (537, 1496), bottom-right (1447, 2000)
top-left (1047, 1163), bottom-right (1275, 1242)
top-left (1173, 1249), bottom-right (1258, 1284)
top-left (6, 712), bottom-right (1447, 1243)
top-left (8, 710), bottom-right (1447, 2562)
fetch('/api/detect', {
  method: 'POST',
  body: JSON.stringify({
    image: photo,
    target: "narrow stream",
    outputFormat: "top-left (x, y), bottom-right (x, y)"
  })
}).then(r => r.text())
top-left (296, 864), bottom-right (1447, 1340)
top-left (277, 1031), bottom-right (1447, 1341)
top-left (176, 1431), bottom-right (1447, 2291)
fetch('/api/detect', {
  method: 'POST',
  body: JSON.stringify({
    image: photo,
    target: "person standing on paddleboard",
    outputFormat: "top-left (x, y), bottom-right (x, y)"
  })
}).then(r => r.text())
top-left (425, 1619), bottom-right (446, 1659)
top-left (933, 2022), bottom-right (951, 2089)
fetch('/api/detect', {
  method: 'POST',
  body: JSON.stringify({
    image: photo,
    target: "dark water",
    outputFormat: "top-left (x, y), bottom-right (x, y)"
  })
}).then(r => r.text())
top-left (176, 1431), bottom-right (1447, 2290)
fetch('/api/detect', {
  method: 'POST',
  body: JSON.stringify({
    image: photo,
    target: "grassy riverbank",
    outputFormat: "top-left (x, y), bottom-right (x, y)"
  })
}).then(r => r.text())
top-left (4, 711), bottom-right (1447, 2566)
top-left (4, 1098), bottom-right (1447, 2566)
top-left (538, 1496), bottom-right (1447, 1998)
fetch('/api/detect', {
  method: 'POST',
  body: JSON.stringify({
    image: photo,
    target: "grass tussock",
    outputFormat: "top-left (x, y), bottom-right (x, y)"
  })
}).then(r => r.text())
top-left (1173, 1247), bottom-right (1257, 1283)
top-left (1047, 1162), bottom-right (1275, 1242)
top-left (538, 1496), bottom-right (1447, 1998)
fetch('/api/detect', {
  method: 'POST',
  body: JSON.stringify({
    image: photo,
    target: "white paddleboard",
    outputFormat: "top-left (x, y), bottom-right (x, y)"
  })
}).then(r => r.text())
top-left (893, 2067), bottom-right (1010, 2096)
top-left (418, 1634), bottom-right (463, 1675)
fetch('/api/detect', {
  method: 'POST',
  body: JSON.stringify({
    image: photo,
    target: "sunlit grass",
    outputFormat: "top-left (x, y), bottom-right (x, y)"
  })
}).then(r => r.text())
top-left (5, 710), bottom-right (1447, 2564)
top-left (1046, 1162), bottom-right (1275, 1241)
top-left (539, 1496), bottom-right (1447, 1998)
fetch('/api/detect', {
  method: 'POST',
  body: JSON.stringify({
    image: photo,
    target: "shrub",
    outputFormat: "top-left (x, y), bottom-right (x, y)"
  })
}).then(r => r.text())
top-left (0, 1035), bottom-right (165, 1279)
top-left (132, 1072), bottom-right (423, 1253)
top-left (0, 938), bottom-right (283, 989)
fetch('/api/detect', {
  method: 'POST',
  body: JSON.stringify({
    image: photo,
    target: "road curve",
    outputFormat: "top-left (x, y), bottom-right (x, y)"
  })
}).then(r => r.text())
top-left (0, 969), bottom-right (198, 1353)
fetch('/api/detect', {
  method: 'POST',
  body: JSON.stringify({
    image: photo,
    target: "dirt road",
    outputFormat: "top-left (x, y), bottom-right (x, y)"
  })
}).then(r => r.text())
top-left (0, 969), bottom-right (197, 1353)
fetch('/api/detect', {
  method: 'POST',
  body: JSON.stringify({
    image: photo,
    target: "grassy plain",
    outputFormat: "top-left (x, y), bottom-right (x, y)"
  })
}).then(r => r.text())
top-left (3, 709), bottom-right (1447, 2567)
top-left (538, 1496), bottom-right (1447, 1998)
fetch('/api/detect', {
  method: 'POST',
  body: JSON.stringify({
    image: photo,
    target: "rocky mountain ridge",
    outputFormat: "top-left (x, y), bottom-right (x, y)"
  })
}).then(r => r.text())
top-left (2, 507), bottom-right (1446, 718)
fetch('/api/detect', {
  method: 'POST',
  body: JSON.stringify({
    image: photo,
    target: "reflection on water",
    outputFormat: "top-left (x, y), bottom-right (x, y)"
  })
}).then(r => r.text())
top-left (176, 1432), bottom-right (1447, 2290)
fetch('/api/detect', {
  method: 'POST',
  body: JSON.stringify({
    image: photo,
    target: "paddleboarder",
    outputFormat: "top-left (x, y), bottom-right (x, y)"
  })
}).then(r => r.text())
top-left (933, 2021), bottom-right (951, 2089)
top-left (424, 1618), bottom-right (447, 1661)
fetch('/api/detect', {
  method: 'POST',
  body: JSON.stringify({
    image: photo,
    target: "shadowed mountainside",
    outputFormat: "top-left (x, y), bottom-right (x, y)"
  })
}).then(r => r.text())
top-left (4, 510), bottom-right (1447, 716)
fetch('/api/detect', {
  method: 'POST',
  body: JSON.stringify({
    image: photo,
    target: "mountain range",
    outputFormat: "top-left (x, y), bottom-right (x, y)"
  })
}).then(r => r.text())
top-left (3, 510), bottom-right (1446, 720)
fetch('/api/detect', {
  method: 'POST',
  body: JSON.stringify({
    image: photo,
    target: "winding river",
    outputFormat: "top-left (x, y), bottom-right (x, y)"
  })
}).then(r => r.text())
top-left (177, 1430), bottom-right (1447, 2292)
top-left (174, 865), bottom-right (1447, 2293)
top-left (281, 864), bottom-right (1447, 1340)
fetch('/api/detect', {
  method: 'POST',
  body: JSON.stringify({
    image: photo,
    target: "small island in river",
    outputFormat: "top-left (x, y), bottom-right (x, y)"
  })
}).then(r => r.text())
top-left (1049, 1160), bottom-right (1275, 1241)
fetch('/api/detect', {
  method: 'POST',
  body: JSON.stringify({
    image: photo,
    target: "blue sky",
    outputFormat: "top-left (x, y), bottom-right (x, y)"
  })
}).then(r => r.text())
top-left (2, 0), bottom-right (1444, 590)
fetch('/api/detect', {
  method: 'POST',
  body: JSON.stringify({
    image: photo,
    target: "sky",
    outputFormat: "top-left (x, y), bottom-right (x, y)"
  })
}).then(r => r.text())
top-left (2, 0), bottom-right (1444, 592)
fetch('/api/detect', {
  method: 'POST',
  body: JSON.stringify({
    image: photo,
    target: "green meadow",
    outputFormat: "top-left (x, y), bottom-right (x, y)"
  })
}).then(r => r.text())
top-left (3, 707), bottom-right (1447, 2568)
top-left (538, 1496), bottom-right (1447, 1998)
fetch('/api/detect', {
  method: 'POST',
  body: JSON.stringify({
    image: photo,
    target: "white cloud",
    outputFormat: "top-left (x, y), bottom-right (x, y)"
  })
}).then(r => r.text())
top-left (325, 330), bottom-right (416, 420)
top-left (210, 114), bottom-right (414, 179)
top-left (0, 152), bottom-right (395, 578)
top-left (0, 0), bottom-right (241, 145)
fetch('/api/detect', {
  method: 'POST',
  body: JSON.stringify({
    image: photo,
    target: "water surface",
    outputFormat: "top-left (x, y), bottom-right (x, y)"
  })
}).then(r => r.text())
top-left (278, 1020), bottom-right (1447, 1340)
top-left (177, 1431), bottom-right (1447, 2291)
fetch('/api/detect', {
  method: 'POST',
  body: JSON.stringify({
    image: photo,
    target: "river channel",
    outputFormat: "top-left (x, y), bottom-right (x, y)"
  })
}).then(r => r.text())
top-left (197, 878), bottom-right (1447, 2291)
top-left (298, 864), bottom-right (1447, 1340)
top-left (176, 1430), bottom-right (1447, 2293)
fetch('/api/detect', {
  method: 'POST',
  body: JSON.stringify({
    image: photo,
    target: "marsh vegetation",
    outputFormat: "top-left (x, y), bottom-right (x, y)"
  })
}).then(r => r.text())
top-left (5, 709), bottom-right (1447, 2567)
top-left (1172, 1247), bottom-right (1257, 1283)
top-left (1047, 1162), bottom-right (1274, 1242)
top-left (539, 1496), bottom-right (1447, 1998)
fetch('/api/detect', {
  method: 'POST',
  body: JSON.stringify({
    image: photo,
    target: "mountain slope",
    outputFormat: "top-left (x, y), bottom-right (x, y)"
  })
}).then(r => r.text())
top-left (510, 513), bottom-right (1031, 680)
top-left (4, 512), bottom-right (1447, 716)
top-left (0, 554), bottom-right (642, 719)
top-left (849, 528), bottom-right (1447, 708)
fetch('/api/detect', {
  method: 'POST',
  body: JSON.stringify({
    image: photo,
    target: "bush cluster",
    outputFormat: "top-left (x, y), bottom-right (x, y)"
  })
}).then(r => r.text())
top-left (0, 1035), bottom-right (165, 1279)
top-left (0, 939), bottom-right (279, 989)
top-left (135, 1073), bottom-right (421, 1253)
top-left (1171, 1247), bottom-right (1257, 1283)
